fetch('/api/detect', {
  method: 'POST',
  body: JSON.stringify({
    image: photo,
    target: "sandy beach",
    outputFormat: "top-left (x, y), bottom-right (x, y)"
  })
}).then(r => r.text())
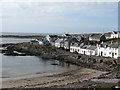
top-left (2, 68), bottom-right (108, 89)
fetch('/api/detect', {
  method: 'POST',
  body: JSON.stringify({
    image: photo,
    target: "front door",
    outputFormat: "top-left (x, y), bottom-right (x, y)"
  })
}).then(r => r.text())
top-left (84, 51), bottom-right (85, 54)
top-left (101, 52), bottom-right (103, 56)
top-left (112, 53), bottom-right (114, 57)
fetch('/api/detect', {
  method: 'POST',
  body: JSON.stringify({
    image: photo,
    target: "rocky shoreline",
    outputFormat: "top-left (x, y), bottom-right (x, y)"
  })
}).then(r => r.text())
top-left (1, 41), bottom-right (120, 88)
top-left (1, 42), bottom-right (119, 72)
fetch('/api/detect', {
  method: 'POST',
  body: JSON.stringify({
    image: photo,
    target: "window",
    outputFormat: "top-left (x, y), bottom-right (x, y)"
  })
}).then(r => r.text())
top-left (109, 52), bottom-right (111, 54)
top-left (115, 53), bottom-right (117, 55)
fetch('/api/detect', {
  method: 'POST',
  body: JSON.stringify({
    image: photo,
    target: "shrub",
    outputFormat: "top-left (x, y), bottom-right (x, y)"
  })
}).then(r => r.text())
top-left (92, 58), bottom-right (96, 63)
top-left (103, 61), bottom-right (112, 65)
top-left (99, 59), bottom-right (103, 63)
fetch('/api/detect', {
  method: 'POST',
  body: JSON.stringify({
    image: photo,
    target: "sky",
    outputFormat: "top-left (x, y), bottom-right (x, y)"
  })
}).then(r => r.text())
top-left (0, 1), bottom-right (118, 34)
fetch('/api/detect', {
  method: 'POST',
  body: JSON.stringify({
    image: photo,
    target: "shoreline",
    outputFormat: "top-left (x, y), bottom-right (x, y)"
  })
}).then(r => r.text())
top-left (1, 42), bottom-right (118, 72)
top-left (1, 40), bottom-right (120, 88)
top-left (2, 68), bottom-right (108, 88)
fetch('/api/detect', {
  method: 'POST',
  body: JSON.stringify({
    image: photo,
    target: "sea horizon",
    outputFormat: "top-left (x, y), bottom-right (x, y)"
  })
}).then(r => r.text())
top-left (0, 32), bottom-right (61, 36)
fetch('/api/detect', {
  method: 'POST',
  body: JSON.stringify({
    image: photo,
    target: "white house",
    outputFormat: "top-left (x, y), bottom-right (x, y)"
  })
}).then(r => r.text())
top-left (89, 34), bottom-right (106, 42)
top-left (105, 33), bottom-right (111, 39)
top-left (97, 43), bottom-right (120, 58)
top-left (86, 46), bottom-right (97, 56)
top-left (70, 42), bottom-right (81, 53)
top-left (38, 40), bottom-right (43, 45)
top-left (45, 35), bottom-right (58, 42)
top-left (46, 35), bottom-right (51, 42)
top-left (111, 31), bottom-right (120, 38)
top-left (37, 38), bottom-right (50, 46)
top-left (55, 38), bottom-right (64, 48)
top-left (70, 43), bottom-right (97, 56)
top-left (79, 45), bottom-right (97, 56)
top-left (61, 33), bottom-right (71, 37)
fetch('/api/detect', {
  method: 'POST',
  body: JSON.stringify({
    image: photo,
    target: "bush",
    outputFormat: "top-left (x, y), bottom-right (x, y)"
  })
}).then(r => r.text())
top-left (92, 58), bottom-right (96, 63)
top-left (99, 59), bottom-right (103, 63)
top-left (103, 61), bottom-right (112, 65)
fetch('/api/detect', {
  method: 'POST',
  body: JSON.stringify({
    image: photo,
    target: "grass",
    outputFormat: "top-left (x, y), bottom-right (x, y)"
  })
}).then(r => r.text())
top-left (105, 38), bottom-right (120, 43)
top-left (103, 61), bottom-right (112, 65)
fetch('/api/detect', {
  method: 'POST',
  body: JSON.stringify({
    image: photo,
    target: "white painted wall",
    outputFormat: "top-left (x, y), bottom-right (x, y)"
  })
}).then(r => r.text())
top-left (46, 35), bottom-right (51, 42)
top-left (70, 46), bottom-right (80, 53)
top-left (55, 42), bottom-right (61, 48)
top-left (70, 46), bottom-right (96, 56)
top-left (97, 46), bottom-right (119, 58)
top-left (38, 41), bottom-right (43, 45)
top-left (111, 33), bottom-right (120, 38)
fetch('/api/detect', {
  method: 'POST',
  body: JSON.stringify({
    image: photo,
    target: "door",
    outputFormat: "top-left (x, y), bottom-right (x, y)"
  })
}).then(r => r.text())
top-left (84, 51), bottom-right (85, 54)
top-left (101, 52), bottom-right (103, 56)
top-left (112, 53), bottom-right (114, 57)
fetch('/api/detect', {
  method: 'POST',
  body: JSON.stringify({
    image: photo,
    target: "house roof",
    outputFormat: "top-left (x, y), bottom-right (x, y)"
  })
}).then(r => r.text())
top-left (109, 43), bottom-right (119, 48)
top-left (50, 38), bottom-right (58, 42)
top-left (90, 34), bottom-right (103, 38)
top-left (65, 34), bottom-right (71, 36)
top-left (105, 33), bottom-right (111, 37)
top-left (83, 34), bottom-right (91, 38)
top-left (79, 43), bottom-right (85, 47)
top-left (112, 31), bottom-right (120, 34)
top-left (48, 35), bottom-right (58, 38)
top-left (81, 45), bottom-right (90, 49)
top-left (65, 37), bottom-right (78, 42)
top-left (100, 43), bottom-right (120, 48)
top-left (71, 41), bottom-right (81, 46)
top-left (55, 38), bottom-right (64, 43)
top-left (87, 46), bottom-right (97, 50)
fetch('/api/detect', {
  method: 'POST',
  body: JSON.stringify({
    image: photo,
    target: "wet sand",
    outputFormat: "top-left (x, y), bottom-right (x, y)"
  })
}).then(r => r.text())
top-left (2, 68), bottom-right (108, 88)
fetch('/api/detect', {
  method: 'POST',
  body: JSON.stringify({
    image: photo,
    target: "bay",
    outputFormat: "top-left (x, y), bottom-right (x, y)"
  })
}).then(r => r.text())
top-left (1, 37), bottom-right (79, 81)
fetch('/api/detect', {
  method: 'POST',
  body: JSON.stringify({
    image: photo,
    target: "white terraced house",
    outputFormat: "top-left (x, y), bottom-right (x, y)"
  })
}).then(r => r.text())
top-left (55, 38), bottom-right (64, 48)
top-left (70, 42), bottom-right (81, 53)
top-left (79, 45), bottom-right (97, 56)
top-left (97, 43), bottom-right (120, 58)
top-left (70, 43), bottom-right (97, 56)
top-left (111, 31), bottom-right (120, 38)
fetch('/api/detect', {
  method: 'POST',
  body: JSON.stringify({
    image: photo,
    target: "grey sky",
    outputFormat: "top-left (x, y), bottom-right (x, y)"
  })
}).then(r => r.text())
top-left (1, 2), bottom-right (118, 34)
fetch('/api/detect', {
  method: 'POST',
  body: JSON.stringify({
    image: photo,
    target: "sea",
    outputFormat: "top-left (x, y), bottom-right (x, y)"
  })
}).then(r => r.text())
top-left (0, 32), bottom-right (78, 81)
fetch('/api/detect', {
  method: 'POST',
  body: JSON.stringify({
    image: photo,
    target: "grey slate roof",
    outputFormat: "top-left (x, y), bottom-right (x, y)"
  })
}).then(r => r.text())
top-left (87, 46), bottom-right (97, 50)
top-left (100, 43), bottom-right (120, 48)
top-left (50, 38), bottom-right (58, 42)
top-left (90, 34), bottom-right (103, 39)
top-left (55, 38), bottom-right (64, 43)
top-left (105, 33), bottom-right (111, 37)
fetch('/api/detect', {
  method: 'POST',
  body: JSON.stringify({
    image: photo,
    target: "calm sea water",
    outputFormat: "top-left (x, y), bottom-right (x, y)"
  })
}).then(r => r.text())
top-left (1, 37), bottom-right (79, 81)
top-left (1, 32), bottom-right (60, 36)
top-left (0, 38), bottom-right (31, 44)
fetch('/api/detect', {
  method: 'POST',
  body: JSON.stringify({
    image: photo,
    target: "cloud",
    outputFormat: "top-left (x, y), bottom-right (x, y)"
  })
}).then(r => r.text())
top-left (1, 2), bottom-right (118, 33)
top-left (1, 2), bottom-right (117, 18)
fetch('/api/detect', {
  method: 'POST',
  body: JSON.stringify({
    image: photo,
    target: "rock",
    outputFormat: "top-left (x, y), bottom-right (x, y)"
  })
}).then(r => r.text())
top-left (51, 63), bottom-right (59, 65)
